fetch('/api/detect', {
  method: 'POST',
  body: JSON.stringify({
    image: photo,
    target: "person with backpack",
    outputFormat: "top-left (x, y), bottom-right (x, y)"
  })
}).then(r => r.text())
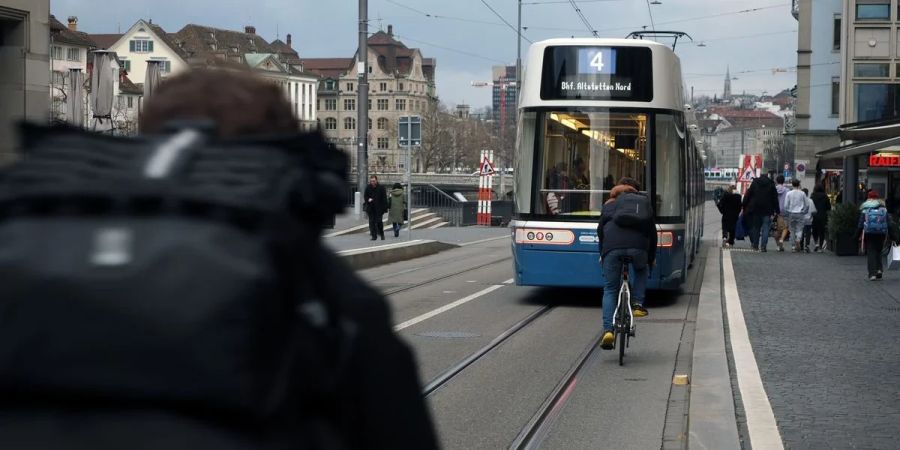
top-left (783, 179), bottom-right (810, 252)
top-left (364, 175), bottom-right (388, 240)
top-left (741, 171), bottom-right (780, 252)
top-left (859, 190), bottom-right (894, 280)
top-left (810, 184), bottom-right (831, 252)
top-left (717, 185), bottom-right (742, 247)
top-left (0, 69), bottom-right (438, 449)
top-left (801, 188), bottom-right (817, 253)
top-left (597, 177), bottom-right (657, 350)
top-left (388, 182), bottom-right (407, 237)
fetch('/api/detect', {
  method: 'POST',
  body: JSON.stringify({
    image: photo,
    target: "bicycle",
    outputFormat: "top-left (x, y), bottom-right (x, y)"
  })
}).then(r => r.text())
top-left (611, 256), bottom-right (637, 366)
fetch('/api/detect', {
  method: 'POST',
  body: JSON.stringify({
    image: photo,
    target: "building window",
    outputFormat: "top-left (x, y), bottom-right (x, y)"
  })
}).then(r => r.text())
top-left (325, 98), bottom-right (337, 110)
top-left (831, 78), bottom-right (840, 115)
top-left (344, 99), bottom-right (356, 111)
top-left (368, 99), bottom-right (372, 110)
top-left (833, 16), bottom-right (841, 50)
top-left (154, 60), bottom-right (171, 74)
top-left (65, 47), bottom-right (80, 61)
top-left (855, 62), bottom-right (890, 77)
top-left (377, 99), bottom-right (389, 110)
top-left (346, 82), bottom-right (354, 92)
top-left (51, 46), bottom-right (63, 60)
top-left (129, 39), bottom-right (154, 53)
top-left (344, 117), bottom-right (356, 130)
top-left (399, 82), bottom-right (405, 91)
top-left (127, 96), bottom-right (134, 108)
top-left (377, 137), bottom-right (389, 149)
top-left (377, 117), bottom-right (388, 130)
top-left (325, 79), bottom-right (336, 90)
top-left (855, 83), bottom-right (900, 121)
top-left (856, 3), bottom-right (890, 21)
top-left (120, 59), bottom-right (131, 72)
top-left (324, 117), bottom-right (337, 130)
top-left (396, 99), bottom-right (406, 111)
top-left (379, 82), bottom-right (387, 91)
top-left (368, 118), bottom-right (372, 130)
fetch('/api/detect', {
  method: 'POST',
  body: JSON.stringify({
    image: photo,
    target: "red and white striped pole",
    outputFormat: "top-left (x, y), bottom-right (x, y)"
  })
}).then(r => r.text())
top-left (477, 150), bottom-right (494, 225)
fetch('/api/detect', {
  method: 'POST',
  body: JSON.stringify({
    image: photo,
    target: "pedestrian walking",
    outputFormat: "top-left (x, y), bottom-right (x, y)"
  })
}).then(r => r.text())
top-left (741, 171), bottom-right (780, 252)
top-left (858, 191), bottom-right (894, 280)
top-left (774, 175), bottom-right (790, 251)
top-left (809, 184), bottom-right (831, 252)
top-left (717, 185), bottom-right (742, 247)
top-left (783, 179), bottom-right (809, 252)
top-left (801, 188), bottom-right (817, 252)
top-left (388, 182), bottom-right (407, 237)
top-left (364, 175), bottom-right (388, 240)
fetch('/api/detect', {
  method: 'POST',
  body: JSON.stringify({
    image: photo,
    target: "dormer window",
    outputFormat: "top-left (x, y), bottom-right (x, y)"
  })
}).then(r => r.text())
top-left (129, 39), bottom-right (153, 53)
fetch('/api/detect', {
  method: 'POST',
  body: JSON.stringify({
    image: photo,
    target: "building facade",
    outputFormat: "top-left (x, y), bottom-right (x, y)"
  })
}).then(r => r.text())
top-left (0, 0), bottom-right (50, 164)
top-left (839, 0), bottom-right (900, 123)
top-left (793, 0), bottom-right (842, 183)
top-left (492, 65), bottom-right (517, 131)
top-left (303, 25), bottom-right (436, 173)
top-left (49, 15), bottom-right (94, 123)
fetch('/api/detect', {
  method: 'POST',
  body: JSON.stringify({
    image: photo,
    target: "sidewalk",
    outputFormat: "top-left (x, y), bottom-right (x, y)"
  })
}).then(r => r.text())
top-left (725, 247), bottom-right (900, 449)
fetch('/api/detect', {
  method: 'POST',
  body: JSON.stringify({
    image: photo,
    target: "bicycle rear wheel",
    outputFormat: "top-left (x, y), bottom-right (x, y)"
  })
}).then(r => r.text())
top-left (617, 318), bottom-right (628, 366)
top-left (615, 287), bottom-right (629, 366)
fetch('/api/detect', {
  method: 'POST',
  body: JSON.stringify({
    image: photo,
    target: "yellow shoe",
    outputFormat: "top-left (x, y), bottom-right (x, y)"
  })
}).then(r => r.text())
top-left (600, 330), bottom-right (615, 350)
top-left (632, 304), bottom-right (648, 318)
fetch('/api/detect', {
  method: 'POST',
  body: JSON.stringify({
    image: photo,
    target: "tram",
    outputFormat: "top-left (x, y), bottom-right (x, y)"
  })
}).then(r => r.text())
top-left (511, 38), bottom-right (705, 290)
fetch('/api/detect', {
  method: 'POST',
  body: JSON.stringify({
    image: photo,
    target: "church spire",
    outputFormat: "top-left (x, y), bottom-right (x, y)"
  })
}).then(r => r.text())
top-left (724, 65), bottom-right (732, 101)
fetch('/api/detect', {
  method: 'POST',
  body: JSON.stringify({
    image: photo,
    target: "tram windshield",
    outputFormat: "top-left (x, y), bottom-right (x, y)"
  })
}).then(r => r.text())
top-left (531, 111), bottom-right (648, 217)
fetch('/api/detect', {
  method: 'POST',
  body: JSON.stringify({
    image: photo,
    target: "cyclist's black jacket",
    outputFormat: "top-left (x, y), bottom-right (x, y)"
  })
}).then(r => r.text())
top-left (598, 199), bottom-right (657, 266)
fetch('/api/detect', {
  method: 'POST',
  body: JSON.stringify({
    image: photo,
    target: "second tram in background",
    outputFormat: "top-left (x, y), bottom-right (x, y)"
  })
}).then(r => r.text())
top-left (511, 37), bottom-right (705, 290)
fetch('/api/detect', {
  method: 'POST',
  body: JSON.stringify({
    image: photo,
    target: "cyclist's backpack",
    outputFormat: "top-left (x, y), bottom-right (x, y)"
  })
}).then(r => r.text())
top-left (0, 124), bottom-right (354, 449)
top-left (863, 206), bottom-right (889, 234)
top-left (613, 192), bottom-right (653, 228)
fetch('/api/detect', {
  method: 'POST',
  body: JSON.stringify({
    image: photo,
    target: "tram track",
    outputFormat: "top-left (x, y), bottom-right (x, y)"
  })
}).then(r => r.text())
top-left (423, 305), bottom-right (553, 397)
top-left (381, 256), bottom-right (512, 296)
top-left (509, 330), bottom-right (606, 450)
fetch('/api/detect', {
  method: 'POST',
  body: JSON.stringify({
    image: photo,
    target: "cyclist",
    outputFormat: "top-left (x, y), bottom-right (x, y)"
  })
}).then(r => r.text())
top-left (597, 177), bottom-right (657, 350)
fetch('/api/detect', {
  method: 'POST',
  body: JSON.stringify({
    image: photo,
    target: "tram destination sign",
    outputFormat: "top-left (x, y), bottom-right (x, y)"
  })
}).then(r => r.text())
top-left (541, 46), bottom-right (653, 102)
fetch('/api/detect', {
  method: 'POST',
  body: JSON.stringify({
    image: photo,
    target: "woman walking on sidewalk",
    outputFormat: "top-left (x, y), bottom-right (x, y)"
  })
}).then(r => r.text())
top-left (810, 184), bottom-right (831, 251)
top-left (858, 191), bottom-right (894, 280)
top-left (717, 185), bottom-right (742, 247)
top-left (388, 182), bottom-right (407, 238)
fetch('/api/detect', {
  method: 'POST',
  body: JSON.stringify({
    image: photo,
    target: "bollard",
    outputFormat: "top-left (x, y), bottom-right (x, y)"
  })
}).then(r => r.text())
top-left (354, 191), bottom-right (362, 219)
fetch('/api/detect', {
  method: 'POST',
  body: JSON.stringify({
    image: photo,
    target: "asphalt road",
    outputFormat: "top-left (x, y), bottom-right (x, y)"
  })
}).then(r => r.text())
top-left (357, 210), bottom-right (723, 450)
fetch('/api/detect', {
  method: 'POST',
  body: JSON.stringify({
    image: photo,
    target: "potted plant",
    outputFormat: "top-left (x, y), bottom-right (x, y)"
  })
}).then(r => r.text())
top-left (828, 202), bottom-right (860, 256)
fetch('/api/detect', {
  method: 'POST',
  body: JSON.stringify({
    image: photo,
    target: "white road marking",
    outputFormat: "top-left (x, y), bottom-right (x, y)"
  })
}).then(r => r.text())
top-left (721, 251), bottom-right (785, 450)
top-left (394, 278), bottom-right (514, 331)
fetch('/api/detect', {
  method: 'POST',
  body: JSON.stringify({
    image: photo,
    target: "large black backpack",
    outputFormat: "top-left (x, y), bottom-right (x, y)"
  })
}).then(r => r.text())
top-left (612, 192), bottom-right (653, 228)
top-left (0, 124), bottom-right (353, 449)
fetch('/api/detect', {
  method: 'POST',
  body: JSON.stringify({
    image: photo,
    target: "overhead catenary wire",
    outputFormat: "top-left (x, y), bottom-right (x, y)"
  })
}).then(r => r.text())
top-left (568, 0), bottom-right (599, 37)
top-left (645, 0), bottom-right (656, 32)
top-left (478, 0), bottom-right (534, 43)
top-left (365, 26), bottom-right (509, 64)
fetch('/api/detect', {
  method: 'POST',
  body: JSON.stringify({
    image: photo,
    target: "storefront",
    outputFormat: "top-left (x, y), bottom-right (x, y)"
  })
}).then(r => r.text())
top-left (867, 150), bottom-right (900, 214)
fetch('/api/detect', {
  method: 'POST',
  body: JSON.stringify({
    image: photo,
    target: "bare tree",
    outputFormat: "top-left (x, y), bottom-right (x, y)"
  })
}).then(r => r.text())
top-left (420, 101), bottom-right (454, 172)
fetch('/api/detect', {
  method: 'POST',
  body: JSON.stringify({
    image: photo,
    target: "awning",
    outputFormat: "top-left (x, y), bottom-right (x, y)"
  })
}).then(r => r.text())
top-left (838, 116), bottom-right (900, 141)
top-left (816, 135), bottom-right (900, 159)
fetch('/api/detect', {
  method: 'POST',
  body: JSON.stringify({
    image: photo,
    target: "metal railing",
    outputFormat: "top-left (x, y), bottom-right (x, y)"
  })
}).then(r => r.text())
top-left (414, 184), bottom-right (463, 226)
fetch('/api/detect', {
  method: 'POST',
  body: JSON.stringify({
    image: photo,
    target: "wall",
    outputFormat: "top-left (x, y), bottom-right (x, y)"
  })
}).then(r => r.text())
top-left (808, 0), bottom-right (842, 131)
top-left (0, 0), bottom-right (50, 165)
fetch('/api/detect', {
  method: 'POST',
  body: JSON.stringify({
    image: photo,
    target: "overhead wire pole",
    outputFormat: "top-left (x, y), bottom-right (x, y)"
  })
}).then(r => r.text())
top-left (645, 0), bottom-right (657, 32)
top-left (357, 0), bottom-right (370, 219)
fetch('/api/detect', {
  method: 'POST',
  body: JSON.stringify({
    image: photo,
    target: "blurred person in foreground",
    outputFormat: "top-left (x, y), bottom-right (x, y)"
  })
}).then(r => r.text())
top-left (0, 69), bottom-right (437, 449)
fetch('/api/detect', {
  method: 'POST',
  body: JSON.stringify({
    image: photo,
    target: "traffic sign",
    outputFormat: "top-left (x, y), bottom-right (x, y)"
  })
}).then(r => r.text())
top-left (480, 156), bottom-right (496, 175)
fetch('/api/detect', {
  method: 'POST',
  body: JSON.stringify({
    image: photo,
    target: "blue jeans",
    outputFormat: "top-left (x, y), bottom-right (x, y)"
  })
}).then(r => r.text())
top-left (602, 248), bottom-right (648, 331)
top-left (748, 214), bottom-right (772, 249)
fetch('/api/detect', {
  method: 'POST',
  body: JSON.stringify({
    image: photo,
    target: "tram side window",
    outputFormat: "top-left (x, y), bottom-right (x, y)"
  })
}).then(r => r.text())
top-left (534, 111), bottom-right (647, 217)
top-left (655, 114), bottom-right (685, 220)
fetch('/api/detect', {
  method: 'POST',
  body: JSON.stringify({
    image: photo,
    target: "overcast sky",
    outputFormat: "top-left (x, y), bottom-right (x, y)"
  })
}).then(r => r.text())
top-left (52, 0), bottom-right (798, 108)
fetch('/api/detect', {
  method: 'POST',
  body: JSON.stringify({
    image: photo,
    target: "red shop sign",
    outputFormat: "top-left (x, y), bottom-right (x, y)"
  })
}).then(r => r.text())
top-left (869, 153), bottom-right (900, 167)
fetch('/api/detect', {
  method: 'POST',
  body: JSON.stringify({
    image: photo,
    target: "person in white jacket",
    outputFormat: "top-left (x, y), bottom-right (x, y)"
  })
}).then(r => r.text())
top-left (801, 188), bottom-right (817, 253)
top-left (782, 179), bottom-right (810, 252)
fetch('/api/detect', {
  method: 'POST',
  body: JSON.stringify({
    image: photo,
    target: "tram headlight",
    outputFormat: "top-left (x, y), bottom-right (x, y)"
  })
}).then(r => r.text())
top-left (657, 232), bottom-right (674, 248)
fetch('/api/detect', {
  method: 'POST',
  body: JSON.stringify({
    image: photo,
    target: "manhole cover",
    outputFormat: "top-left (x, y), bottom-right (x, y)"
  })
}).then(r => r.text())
top-left (416, 331), bottom-right (481, 339)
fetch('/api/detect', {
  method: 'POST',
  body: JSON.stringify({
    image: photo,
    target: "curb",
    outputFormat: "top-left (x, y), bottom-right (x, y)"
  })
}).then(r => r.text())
top-left (338, 239), bottom-right (459, 270)
top-left (688, 247), bottom-right (742, 450)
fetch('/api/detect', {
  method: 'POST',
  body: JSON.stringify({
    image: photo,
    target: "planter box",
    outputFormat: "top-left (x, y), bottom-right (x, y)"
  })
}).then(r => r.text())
top-left (832, 234), bottom-right (859, 256)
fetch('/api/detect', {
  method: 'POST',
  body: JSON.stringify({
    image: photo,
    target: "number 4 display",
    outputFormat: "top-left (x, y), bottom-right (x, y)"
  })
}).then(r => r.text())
top-left (590, 52), bottom-right (604, 72)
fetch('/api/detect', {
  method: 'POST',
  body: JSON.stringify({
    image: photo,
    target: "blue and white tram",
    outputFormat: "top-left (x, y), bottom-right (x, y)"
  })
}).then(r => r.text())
top-left (511, 38), bottom-right (705, 290)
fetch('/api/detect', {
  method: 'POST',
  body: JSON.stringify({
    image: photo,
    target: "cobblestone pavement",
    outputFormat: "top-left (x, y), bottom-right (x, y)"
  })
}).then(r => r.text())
top-left (729, 249), bottom-right (900, 450)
